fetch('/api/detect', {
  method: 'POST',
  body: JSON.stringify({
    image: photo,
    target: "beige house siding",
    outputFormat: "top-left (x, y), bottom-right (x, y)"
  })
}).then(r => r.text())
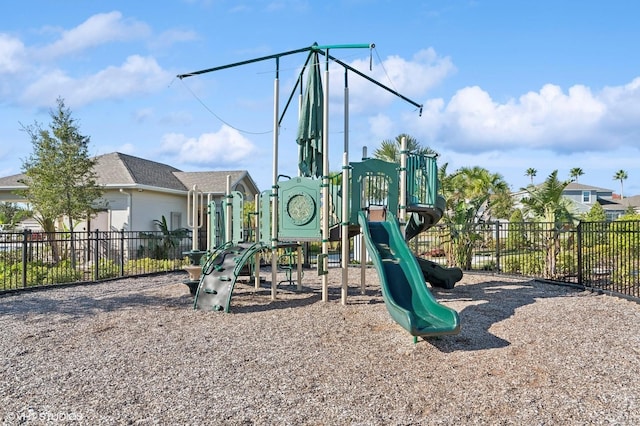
top-left (0, 152), bottom-right (260, 233)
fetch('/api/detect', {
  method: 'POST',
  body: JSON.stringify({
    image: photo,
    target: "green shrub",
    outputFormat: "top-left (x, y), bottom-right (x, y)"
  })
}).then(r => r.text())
top-left (91, 259), bottom-right (120, 280)
top-left (502, 257), bottom-right (521, 274)
top-left (521, 253), bottom-right (544, 276)
top-left (124, 257), bottom-right (187, 275)
top-left (556, 252), bottom-right (577, 276)
top-left (45, 261), bottom-right (82, 284)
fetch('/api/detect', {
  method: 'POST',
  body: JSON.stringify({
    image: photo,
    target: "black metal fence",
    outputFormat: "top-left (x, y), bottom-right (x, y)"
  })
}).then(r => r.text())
top-left (0, 229), bottom-right (191, 291)
top-left (3, 221), bottom-right (639, 302)
top-left (412, 220), bottom-right (640, 301)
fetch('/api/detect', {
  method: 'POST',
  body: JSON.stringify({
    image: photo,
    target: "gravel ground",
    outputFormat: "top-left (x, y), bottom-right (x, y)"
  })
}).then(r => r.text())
top-left (1, 267), bottom-right (639, 425)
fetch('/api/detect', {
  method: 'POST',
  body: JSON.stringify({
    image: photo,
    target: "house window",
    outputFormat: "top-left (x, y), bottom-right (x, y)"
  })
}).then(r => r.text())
top-left (234, 184), bottom-right (246, 195)
top-left (170, 212), bottom-right (182, 230)
top-left (582, 191), bottom-right (591, 203)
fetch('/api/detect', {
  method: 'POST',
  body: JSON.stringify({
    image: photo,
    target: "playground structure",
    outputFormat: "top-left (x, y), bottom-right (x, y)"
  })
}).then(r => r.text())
top-left (177, 43), bottom-right (462, 338)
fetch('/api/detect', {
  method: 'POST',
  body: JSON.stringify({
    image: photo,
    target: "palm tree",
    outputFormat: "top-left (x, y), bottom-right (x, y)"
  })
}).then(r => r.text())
top-left (569, 167), bottom-right (584, 182)
top-left (520, 170), bottom-right (575, 279)
top-left (440, 166), bottom-right (511, 268)
top-left (613, 169), bottom-right (628, 199)
top-left (525, 168), bottom-right (537, 185)
top-left (373, 133), bottom-right (438, 163)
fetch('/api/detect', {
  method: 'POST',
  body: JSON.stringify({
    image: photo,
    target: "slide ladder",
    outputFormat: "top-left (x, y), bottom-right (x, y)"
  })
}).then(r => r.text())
top-left (358, 211), bottom-right (460, 337)
top-left (193, 242), bottom-right (267, 312)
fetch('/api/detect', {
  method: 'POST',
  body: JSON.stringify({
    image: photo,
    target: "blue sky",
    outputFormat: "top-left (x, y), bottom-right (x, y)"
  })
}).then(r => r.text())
top-left (2, 0), bottom-right (640, 196)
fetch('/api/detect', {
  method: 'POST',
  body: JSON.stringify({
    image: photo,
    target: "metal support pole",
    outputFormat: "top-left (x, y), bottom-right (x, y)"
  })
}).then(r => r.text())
top-left (254, 193), bottom-right (261, 290)
top-left (271, 60), bottom-right (280, 300)
top-left (206, 193), bottom-right (212, 250)
top-left (225, 176), bottom-right (232, 243)
top-left (187, 185), bottom-right (203, 251)
top-left (321, 54), bottom-right (330, 302)
top-left (341, 69), bottom-right (350, 304)
top-left (360, 146), bottom-right (367, 294)
top-left (297, 245), bottom-right (303, 291)
top-left (399, 136), bottom-right (407, 235)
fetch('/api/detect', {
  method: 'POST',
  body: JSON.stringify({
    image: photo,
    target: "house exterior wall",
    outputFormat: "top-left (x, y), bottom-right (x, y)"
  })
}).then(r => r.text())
top-left (76, 189), bottom-right (189, 233)
top-left (129, 190), bottom-right (187, 231)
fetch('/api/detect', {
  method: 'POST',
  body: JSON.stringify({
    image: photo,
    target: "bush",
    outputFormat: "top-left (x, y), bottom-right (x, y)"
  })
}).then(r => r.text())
top-left (91, 259), bottom-right (121, 280)
top-left (502, 257), bottom-right (521, 274)
top-left (46, 260), bottom-right (82, 284)
top-left (124, 257), bottom-right (188, 275)
top-left (521, 253), bottom-right (544, 276)
top-left (556, 252), bottom-right (577, 276)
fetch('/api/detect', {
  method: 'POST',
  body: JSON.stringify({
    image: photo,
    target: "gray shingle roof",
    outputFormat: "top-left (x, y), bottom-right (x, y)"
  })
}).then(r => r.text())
top-left (95, 152), bottom-right (185, 190)
top-left (174, 170), bottom-right (251, 194)
top-left (0, 152), bottom-right (259, 195)
top-left (565, 182), bottom-right (613, 192)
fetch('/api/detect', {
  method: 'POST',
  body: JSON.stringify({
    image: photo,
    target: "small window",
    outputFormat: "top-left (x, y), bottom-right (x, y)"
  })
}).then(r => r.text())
top-left (170, 212), bottom-right (182, 230)
top-left (582, 191), bottom-right (591, 203)
top-left (234, 184), bottom-right (246, 195)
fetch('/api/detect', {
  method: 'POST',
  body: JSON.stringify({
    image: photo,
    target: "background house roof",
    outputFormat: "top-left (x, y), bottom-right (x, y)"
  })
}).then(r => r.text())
top-left (0, 152), bottom-right (260, 196)
top-left (96, 152), bottom-right (185, 190)
top-left (564, 182), bottom-right (613, 193)
top-left (174, 170), bottom-right (257, 195)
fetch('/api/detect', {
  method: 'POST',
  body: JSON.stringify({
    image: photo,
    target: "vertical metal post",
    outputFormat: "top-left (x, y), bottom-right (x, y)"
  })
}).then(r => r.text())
top-left (21, 229), bottom-right (29, 288)
top-left (94, 229), bottom-right (100, 282)
top-left (577, 222), bottom-right (583, 286)
top-left (254, 193), bottom-right (261, 290)
top-left (206, 193), bottom-right (212, 250)
top-left (495, 221), bottom-right (501, 272)
top-left (399, 136), bottom-right (407, 234)
top-left (271, 58), bottom-right (280, 301)
top-left (360, 146), bottom-right (367, 294)
top-left (321, 51), bottom-right (330, 302)
top-left (341, 69), bottom-right (350, 305)
top-left (297, 245), bottom-right (303, 291)
top-left (225, 176), bottom-right (232, 243)
top-left (120, 229), bottom-right (125, 277)
top-left (187, 185), bottom-right (203, 251)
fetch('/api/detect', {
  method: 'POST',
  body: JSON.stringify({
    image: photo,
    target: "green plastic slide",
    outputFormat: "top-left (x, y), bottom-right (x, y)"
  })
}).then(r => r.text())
top-left (358, 211), bottom-right (460, 337)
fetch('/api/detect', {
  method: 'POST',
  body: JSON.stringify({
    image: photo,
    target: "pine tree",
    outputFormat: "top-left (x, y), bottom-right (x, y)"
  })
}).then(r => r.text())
top-left (19, 98), bottom-right (103, 265)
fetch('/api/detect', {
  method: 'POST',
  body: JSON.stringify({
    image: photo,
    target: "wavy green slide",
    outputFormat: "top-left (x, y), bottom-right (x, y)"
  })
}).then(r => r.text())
top-left (358, 211), bottom-right (460, 337)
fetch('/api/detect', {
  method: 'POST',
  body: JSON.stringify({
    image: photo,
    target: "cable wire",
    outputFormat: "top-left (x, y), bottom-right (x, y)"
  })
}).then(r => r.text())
top-left (178, 79), bottom-right (273, 135)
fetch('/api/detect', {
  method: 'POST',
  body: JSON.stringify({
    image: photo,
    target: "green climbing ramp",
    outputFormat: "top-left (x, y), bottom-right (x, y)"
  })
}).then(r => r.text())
top-left (193, 242), bottom-right (266, 312)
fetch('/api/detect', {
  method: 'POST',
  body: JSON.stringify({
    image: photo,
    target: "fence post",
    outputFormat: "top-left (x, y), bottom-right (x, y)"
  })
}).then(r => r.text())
top-left (494, 221), bottom-right (501, 273)
top-left (21, 229), bottom-right (30, 288)
top-left (120, 229), bottom-right (125, 277)
top-left (576, 222), bottom-right (583, 285)
top-left (94, 229), bottom-right (100, 282)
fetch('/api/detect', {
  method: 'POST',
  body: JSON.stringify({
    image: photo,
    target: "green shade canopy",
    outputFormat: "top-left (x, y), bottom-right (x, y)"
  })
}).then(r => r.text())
top-left (296, 51), bottom-right (324, 178)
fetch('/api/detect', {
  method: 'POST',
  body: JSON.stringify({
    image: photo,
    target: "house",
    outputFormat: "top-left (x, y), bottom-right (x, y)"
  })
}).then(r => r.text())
top-left (0, 152), bottom-right (260, 233)
top-left (561, 182), bottom-right (628, 220)
top-left (512, 182), bottom-right (638, 221)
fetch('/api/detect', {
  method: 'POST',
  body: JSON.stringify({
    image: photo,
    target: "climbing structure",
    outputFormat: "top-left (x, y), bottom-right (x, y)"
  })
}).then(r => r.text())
top-left (178, 42), bottom-right (462, 338)
top-left (194, 242), bottom-right (266, 312)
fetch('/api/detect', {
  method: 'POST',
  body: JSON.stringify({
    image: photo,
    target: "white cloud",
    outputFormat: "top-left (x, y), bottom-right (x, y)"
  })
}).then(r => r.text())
top-left (334, 47), bottom-right (455, 113)
top-left (367, 114), bottom-right (394, 141)
top-left (408, 79), bottom-right (640, 154)
top-left (0, 34), bottom-right (26, 74)
top-left (20, 55), bottom-right (172, 107)
top-left (159, 125), bottom-right (257, 167)
top-left (37, 11), bottom-right (150, 59)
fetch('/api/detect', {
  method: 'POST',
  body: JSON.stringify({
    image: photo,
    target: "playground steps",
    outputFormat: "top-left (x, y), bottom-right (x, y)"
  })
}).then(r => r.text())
top-left (193, 242), bottom-right (265, 312)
